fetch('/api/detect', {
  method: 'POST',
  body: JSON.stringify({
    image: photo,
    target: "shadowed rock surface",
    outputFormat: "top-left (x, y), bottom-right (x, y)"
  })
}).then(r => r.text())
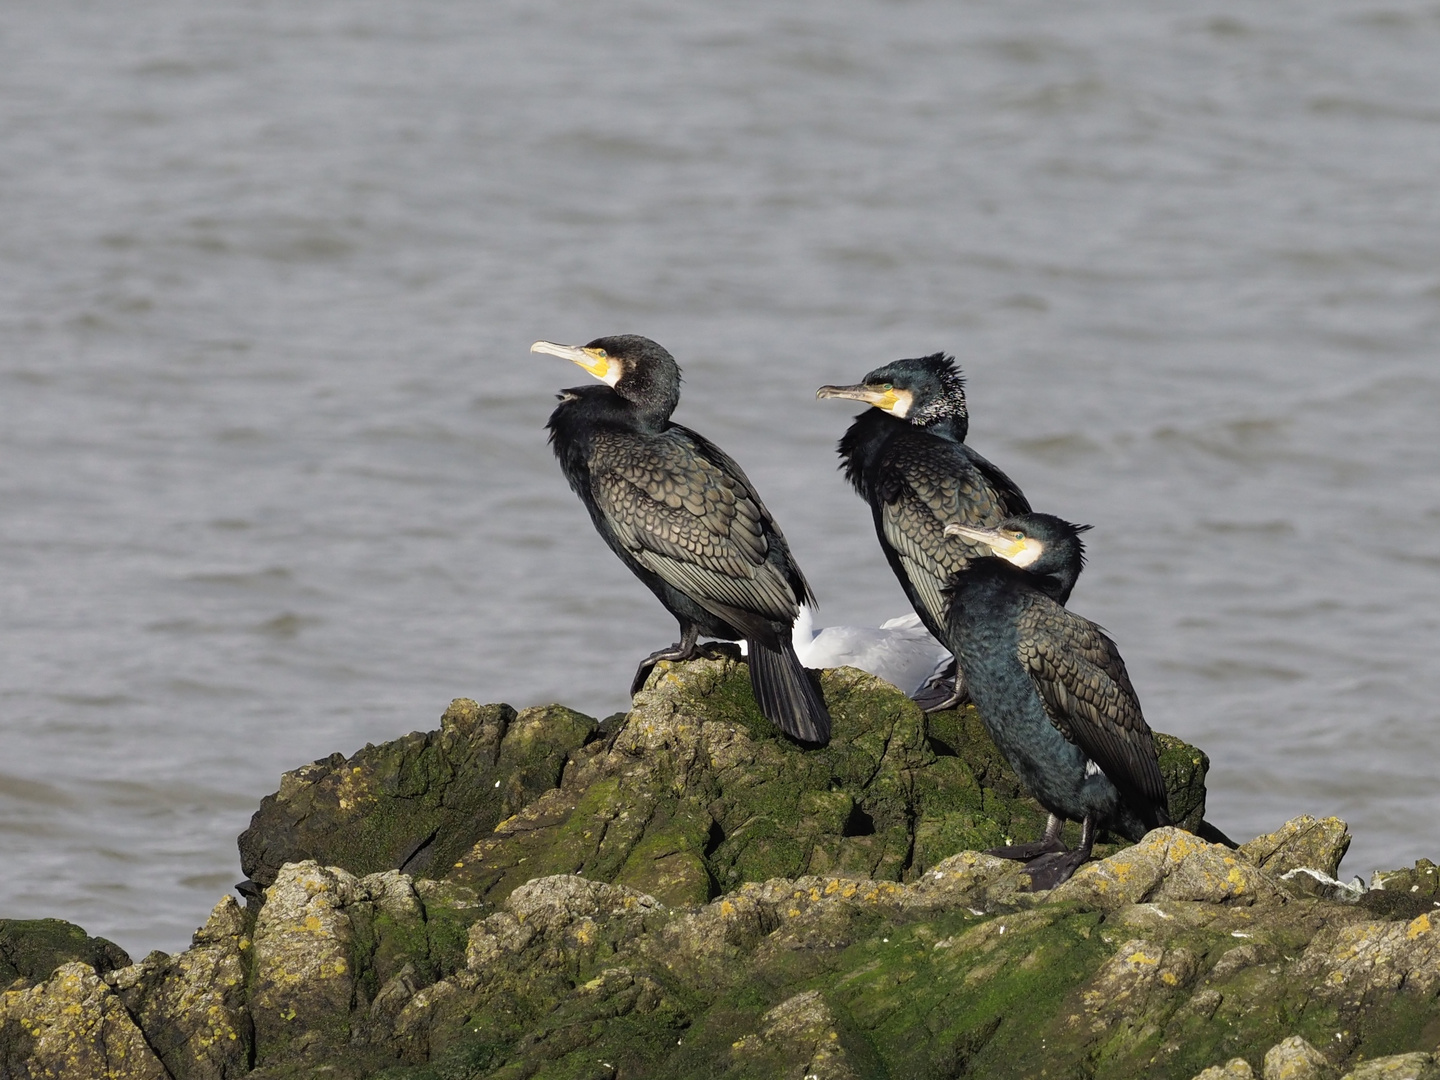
top-left (1, 918), bottom-right (131, 989)
top-left (4, 658), bottom-right (1439, 1079)
top-left (238, 700), bottom-right (599, 889)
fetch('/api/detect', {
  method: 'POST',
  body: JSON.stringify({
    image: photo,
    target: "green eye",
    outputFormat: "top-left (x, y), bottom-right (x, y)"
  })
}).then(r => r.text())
top-left (882, 383), bottom-right (893, 391)
top-left (595, 349), bottom-right (608, 358)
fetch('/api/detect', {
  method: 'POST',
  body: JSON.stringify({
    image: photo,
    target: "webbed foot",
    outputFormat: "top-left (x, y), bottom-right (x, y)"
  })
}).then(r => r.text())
top-left (1020, 848), bottom-right (1092, 891)
top-left (984, 837), bottom-right (1070, 861)
top-left (1020, 814), bottom-right (1098, 891)
top-left (912, 664), bottom-right (970, 712)
top-left (983, 814), bottom-right (1068, 862)
top-left (631, 625), bottom-right (704, 694)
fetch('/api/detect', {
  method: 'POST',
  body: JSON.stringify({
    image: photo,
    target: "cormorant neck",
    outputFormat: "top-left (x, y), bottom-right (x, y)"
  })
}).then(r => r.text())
top-left (918, 411), bottom-right (968, 443)
top-left (950, 555), bottom-right (1078, 608)
top-left (1033, 560), bottom-right (1080, 605)
top-left (616, 382), bottom-right (679, 430)
top-left (547, 384), bottom-right (671, 448)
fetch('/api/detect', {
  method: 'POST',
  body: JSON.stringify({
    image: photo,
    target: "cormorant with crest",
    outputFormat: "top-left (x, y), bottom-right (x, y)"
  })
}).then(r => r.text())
top-left (943, 513), bottom-right (1236, 887)
top-left (534, 334), bottom-right (831, 745)
top-left (816, 353), bottom-right (1031, 708)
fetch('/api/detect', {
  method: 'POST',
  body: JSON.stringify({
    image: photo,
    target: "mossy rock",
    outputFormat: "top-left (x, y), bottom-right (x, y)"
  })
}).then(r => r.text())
top-left (17, 659), bottom-right (1440, 1080)
top-left (238, 699), bottom-right (597, 889)
top-left (359, 840), bottom-right (1440, 1080)
top-left (441, 657), bottom-right (1217, 912)
top-left (0, 918), bottom-right (130, 989)
top-left (1364, 859), bottom-right (1440, 921)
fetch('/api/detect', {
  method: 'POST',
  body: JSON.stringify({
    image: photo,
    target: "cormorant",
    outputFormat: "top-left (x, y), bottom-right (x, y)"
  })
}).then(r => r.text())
top-left (942, 512), bottom-right (1235, 888)
top-left (816, 354), bottom-right (1031, 708)
top-left (534, 334), bottom-right (832, 745)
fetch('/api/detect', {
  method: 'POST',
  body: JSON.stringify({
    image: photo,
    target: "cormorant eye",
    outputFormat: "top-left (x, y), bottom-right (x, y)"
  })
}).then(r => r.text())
top-left (882, 383), bottom-right (893, 391)
top-left (594, 349), bottom-right (608, 358)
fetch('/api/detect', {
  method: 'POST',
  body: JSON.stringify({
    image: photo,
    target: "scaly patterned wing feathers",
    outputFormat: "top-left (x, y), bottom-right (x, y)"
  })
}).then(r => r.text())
top-left (879, 437), bottom-right (1020, 628)
top-left (590, 429), bottom-right (797, 625)
top-left (1016, 595), bottom-right (1168, 808)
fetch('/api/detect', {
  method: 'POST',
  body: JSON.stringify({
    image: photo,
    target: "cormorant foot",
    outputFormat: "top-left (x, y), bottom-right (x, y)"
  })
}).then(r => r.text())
top-left (984, 837), bottom-right (1070, 861)
top-left (912, 668), bottom-right (970, 712)
top-left (920, 686), bottom-right (970, 712)
top-left (630, 641), bottom-right (701, 695)
top-left (1020, 848), bottom-right (1092, 891)
top-left (630, 624), bottom-right (708, 694)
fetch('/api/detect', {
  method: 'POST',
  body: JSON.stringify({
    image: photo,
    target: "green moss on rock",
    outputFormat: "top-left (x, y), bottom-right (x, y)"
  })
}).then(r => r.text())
top-left (0, 918), bottom-right (130, 989)
top-left (238, 699), bottom-right (597, 889)
top-left (22, 657), bottom-right (1439, 1080)
top-left (444, 657), bottom-right (1214, 914)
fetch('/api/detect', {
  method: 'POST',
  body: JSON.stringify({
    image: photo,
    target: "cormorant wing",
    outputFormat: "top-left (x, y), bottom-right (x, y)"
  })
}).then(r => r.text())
top-left (878, 438), bottom-right (1029, 630)
top-left (1015, 595), bottom-right (1168, 809)
top-left (589, 426), bottom-right (800, 633)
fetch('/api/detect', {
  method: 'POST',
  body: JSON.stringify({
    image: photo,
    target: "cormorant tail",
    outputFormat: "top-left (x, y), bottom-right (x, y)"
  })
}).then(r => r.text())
top-left (747, 639), bottom-right (832, 746)
top-left (1194, 819), bottom-right (1239, 849)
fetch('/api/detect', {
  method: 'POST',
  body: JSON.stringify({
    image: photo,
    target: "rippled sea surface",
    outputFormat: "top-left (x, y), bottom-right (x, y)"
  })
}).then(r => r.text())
top-left (3, 1), bottom-right (1439, 955)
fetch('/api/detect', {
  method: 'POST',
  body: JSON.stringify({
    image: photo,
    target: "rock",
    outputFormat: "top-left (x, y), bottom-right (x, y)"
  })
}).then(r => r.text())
top-left (237, 698), bottom-right (597, 889)
top-left (1048, 827), bottom-right (1284, 909)
top-left (444, 658), bottom-right (1218, 913)
top-left (1364, 860), bottom-right (1440, 921)
top-left (1194, 1062), bottom-right (1258, 1080)
top-left (11, 662), bottom-right (1440, 1079)
top-left (1340, 1053), bottom-right (1439, 1079)
top-left (1242, 817), bottom-right (1353, 880)
top-left (105, 896), bottom-right (253, 1080)
top-left (1264, 1035), bottom-right (1333, 1080)
top-left (0, 918), bottom-right (130, 989)
top-left (0, 961), bottom-right (167, 1079)
top-left (249, 862), bottom-right (363, 1064)
top-left (1291, 911), bottom-right (1440, 1000)
top-left (730, 989), bottom-right (863, 1079)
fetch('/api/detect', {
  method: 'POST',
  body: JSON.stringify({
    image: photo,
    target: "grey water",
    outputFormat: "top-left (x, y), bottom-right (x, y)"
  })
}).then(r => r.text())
top-left (3, 0), bottom-right (1439, 957)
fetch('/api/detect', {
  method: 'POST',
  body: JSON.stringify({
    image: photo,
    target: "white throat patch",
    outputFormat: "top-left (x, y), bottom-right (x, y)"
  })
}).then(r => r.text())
top-left (1007, 537), bottom-right (1044, 568)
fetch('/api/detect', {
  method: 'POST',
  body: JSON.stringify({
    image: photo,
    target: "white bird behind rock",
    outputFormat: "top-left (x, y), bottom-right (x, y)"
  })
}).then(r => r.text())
top-left (740, 606), bottom-right (952, 698)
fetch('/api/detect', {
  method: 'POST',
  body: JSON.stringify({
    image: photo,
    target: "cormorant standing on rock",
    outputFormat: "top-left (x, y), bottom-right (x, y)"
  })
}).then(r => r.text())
top-left (816, 354), bottom-right (1031, 709)
top-left (942, 513), bottom-right (1235, 888)
top-left (534, 335), bottom-right (831, 745)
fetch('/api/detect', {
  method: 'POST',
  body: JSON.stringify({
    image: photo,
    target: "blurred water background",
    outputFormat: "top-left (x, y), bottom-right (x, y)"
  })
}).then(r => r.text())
top-left (3, 0), bottom-right (1439, 956)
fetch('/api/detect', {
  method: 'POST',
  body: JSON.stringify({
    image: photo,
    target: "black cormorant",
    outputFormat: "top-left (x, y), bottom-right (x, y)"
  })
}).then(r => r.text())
top-left (534, 334), bottom-right (832, 745)
top-left (942, 512), bottom-right (1234, 887)
top-left (816, 354), bottom-right (1031, 708)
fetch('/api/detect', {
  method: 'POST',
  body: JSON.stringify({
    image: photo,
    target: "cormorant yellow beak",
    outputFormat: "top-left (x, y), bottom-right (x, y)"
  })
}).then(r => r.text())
top-left (944, 522), bottom-right (1041, 567)
top-left (531, 340), bottom-right (619, 386)
top-left (816, 382), bottom-right (913, 418)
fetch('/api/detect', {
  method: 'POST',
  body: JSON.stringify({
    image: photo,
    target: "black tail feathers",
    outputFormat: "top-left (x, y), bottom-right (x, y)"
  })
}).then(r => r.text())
top-left (747, 638), bottom-right (832, 746)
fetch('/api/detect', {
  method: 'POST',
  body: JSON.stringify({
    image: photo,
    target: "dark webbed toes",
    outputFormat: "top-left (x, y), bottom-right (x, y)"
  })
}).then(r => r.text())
top-left (1020, 849), bottom-right (1092, 891)
top-left (631, 630), bottom-right (709, 695)
top-left (984, 837), bottom-right (1069, 861)
top-left (630, 659), bottom-right (658, 696)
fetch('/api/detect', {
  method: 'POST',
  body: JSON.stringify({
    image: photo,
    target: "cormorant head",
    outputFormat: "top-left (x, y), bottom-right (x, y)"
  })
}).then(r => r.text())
top-left (531, 335), bottom-right (681, 419)
top-left (944, 513), bottom-right (1091, 599)
top-left (817, 353), bottom-right (968, 435)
